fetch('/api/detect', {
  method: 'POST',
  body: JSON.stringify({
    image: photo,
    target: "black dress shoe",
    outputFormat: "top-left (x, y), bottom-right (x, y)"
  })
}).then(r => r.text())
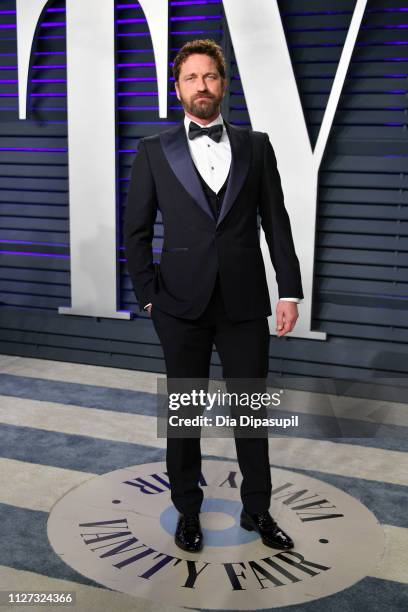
top-left (175, 513), bottom-right (203, 552)
top-left (240, 509), bottom-right (294, 550)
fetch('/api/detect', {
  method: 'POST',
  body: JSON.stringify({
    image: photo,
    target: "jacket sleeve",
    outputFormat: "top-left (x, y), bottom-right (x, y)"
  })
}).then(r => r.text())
top-left (123, 138), bottom-right (158, 312)
top-left (259, 133), bottom-right (304, 300)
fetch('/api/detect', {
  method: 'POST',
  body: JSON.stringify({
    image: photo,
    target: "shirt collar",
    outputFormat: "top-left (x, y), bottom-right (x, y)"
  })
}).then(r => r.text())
top-left (184, 112), bottom-right (224, 136)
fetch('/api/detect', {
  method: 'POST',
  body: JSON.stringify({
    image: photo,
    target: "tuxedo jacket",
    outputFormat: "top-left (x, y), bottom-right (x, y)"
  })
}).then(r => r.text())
top-left (123, 119), bottom-right (303, 321)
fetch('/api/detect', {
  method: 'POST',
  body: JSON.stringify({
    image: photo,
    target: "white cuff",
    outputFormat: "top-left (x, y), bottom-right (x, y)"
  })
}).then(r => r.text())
top-left (279, 297), bottom-right (302, 303)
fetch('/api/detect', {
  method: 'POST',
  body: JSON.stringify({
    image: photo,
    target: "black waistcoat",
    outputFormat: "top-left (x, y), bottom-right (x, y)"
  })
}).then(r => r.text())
top-left (191, 161), bottom-right (230, 220)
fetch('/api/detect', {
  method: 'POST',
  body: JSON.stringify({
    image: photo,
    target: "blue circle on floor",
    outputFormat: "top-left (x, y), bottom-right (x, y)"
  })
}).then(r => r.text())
top-left (160, 498), bottom-right (259, 546)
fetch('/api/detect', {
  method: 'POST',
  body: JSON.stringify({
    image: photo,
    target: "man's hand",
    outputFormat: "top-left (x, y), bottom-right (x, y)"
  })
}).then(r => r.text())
top-left (145, 304), bottom-right (152, 314)
top-left (276, 300), bottom-right (298, 337)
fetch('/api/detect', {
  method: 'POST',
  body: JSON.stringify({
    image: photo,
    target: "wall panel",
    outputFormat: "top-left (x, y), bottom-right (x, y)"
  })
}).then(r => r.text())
top-left (0, 0), bottom-right (407, 383)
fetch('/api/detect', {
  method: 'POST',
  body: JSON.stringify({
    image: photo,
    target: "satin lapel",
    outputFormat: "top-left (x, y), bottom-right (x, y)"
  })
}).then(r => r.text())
top-left (159, 123), bottom-right (213, 221)
top-left (159, 120), bottom-right (251, 225)
top-left (217, 121), bottom-right (251, 227)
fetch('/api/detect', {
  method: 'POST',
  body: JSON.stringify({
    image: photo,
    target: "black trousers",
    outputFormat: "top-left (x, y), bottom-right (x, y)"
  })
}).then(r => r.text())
top-left (151, 273), bottom-right (272, 515)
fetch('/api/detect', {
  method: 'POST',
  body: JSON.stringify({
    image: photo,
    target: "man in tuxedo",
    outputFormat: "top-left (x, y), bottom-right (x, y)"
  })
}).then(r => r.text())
top-left (124, 39), bottom-right (303, 553)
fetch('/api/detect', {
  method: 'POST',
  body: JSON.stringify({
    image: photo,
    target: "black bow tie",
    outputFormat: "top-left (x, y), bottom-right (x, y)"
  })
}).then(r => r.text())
top-left (188, 121), bottom-right (223, 143)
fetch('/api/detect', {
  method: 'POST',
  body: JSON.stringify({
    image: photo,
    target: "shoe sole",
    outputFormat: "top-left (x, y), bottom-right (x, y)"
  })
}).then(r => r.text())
top-left (174, 538), bottom-right (203, 553)
top-left (240, 518), bottom-right (294, 550)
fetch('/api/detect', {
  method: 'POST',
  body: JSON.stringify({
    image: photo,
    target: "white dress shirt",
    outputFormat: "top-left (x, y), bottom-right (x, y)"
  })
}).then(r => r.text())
top-left (143, 113), bottom-right (302, 308)
top-left (183, 113), bottom-right (231, 194)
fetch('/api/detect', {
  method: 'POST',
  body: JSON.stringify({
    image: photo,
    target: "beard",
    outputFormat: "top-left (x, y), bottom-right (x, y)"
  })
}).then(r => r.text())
top-left (180, 92), bottom-right (222, 120)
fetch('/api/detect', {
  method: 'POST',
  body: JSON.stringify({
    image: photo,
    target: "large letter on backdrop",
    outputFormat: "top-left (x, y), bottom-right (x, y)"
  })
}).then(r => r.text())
top-left (222, 0), bottom-right (368, 339)
top-left (16, 0), bottom-right (168, 319)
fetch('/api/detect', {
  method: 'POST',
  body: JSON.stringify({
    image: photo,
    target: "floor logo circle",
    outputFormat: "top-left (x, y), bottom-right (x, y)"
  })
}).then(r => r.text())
top-left (47, 460), bottom-right (384, 609)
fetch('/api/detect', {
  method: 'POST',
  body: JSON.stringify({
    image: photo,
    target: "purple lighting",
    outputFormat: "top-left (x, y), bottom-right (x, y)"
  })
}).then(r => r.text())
top-left (118, 77), bottom-right (157, 81)
top-left (0, 147), bottom-right (66, 152)
top-left (170, 30), bottom-right (221, 35)
top-left (117, 18), bottom-right (146, 24)
top-left (117, 62), bottom-right (155, 67)
top-left (32, 64), bottom-right (67, 69)
top-left (0, 239), bottom-right (68, 247)
top-left (37, 36), bottom-right (65, 41)
top-left (39, 22), bottom-right (66, 28)
top-left (31, 79), bottom-right (66, 83)
top-left (0, 93), bottom-right (67, 98)
top-left (0, 0), bottom-right (222, 13)
top-left (171, 0), bottom-right (220, 4)
top-left (171, 15), bottom-right (220, 20)
top-left (118, 105), bottom-right (158, 110)
top-left (119, 121), bottom-right (176, 125)
top-left (0, 22), bottom-right (66, 30)
top-left (0, 250), bottom-right (69, 259)
top-left (118, 15), bottom-right (220, 24)
top-left (32, 93), bottom-right (66, 97)
top-left (117, 92), bottom-right (158, 96)
top-left (117, 32), bottom-right (153, 38)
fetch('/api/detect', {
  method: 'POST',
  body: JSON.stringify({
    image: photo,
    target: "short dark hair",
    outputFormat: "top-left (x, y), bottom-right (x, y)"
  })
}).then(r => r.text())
top-left (172, 39), bottom-right (227, 82)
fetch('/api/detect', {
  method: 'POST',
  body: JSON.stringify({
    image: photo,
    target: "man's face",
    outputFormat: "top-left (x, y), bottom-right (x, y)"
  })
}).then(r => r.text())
top-left (175, 53), bottom-right (227, 121)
